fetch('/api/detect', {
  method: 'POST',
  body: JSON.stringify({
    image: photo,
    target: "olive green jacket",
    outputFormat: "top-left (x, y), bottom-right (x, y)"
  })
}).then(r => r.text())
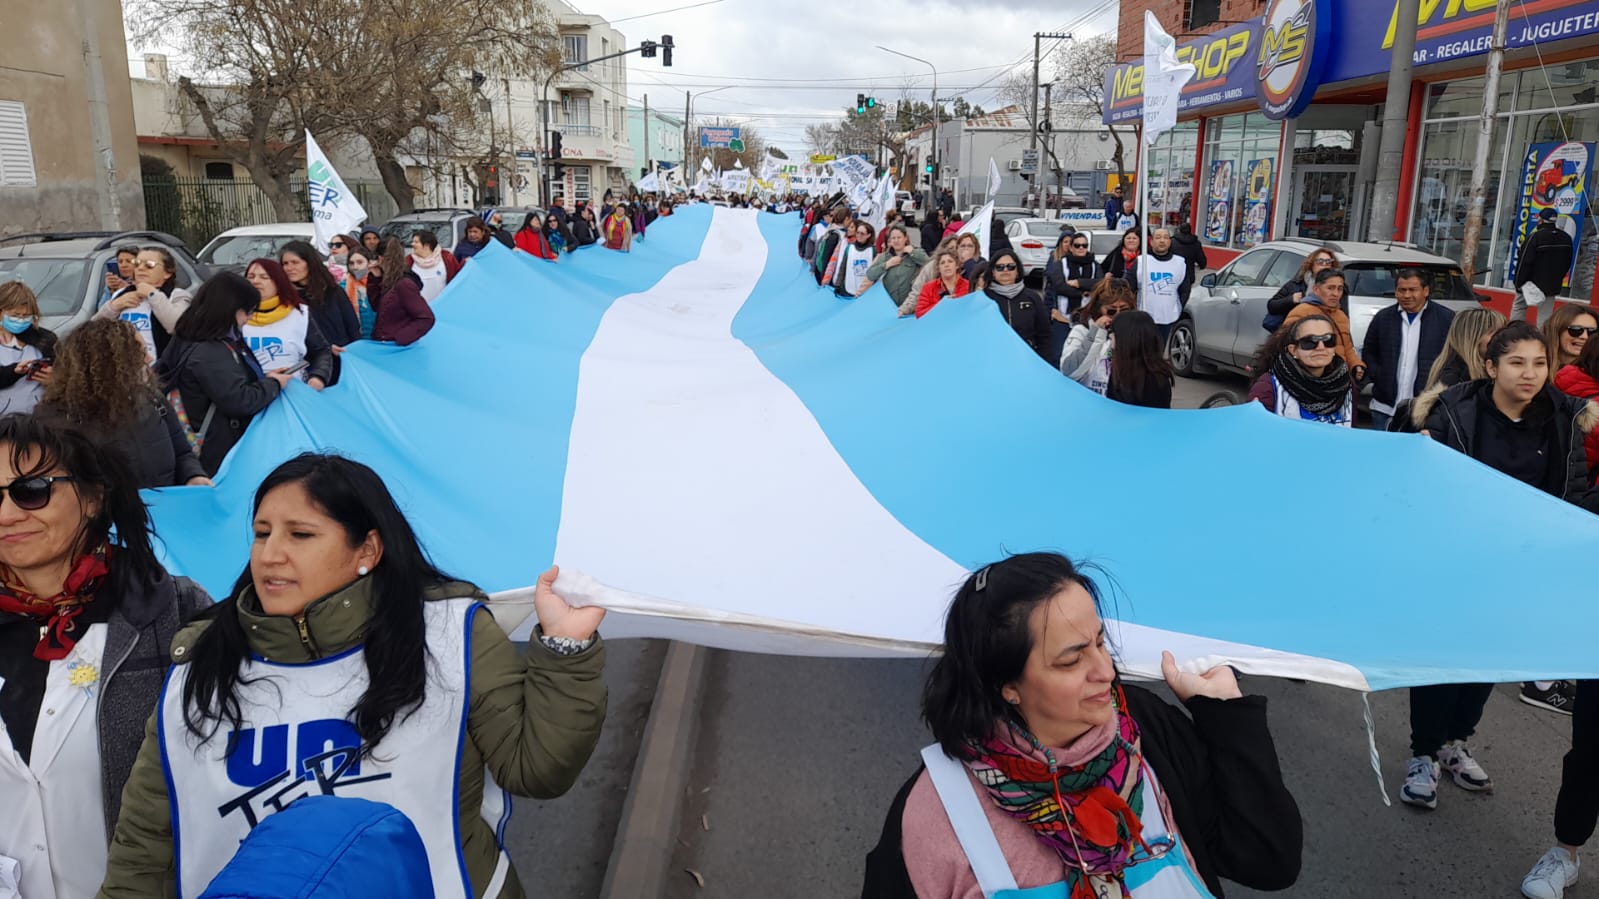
top-left (97, 578), bottom-right (608, 899)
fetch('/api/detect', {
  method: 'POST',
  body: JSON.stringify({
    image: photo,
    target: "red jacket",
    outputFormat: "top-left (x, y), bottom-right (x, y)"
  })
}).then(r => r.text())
top-left (1555, 364), bottom-right (1599, 480)
top-left (405, 250), bottom-right (460, 282)
top-left (914, 277), bottom-right (970, 318)
top-left (515, 228), bottom-right (558, 260)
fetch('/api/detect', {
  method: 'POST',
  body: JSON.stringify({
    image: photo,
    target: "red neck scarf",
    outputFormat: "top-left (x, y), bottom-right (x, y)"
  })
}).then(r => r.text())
top-left (0, 544), bottom-right (111, 660)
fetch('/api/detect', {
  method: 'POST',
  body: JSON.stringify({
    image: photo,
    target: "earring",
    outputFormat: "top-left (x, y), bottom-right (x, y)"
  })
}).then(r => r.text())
top-left (1006, 697), bottom-right (1020, 705)
top-left (357, 565), bottom-right (370, 576)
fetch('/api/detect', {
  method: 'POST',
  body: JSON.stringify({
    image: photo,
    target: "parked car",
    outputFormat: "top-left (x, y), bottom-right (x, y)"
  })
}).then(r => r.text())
top-left (496, 206), bottom-right (545, 236)
top-left (1005, 218), bottom-right (1072, 276)
top-left (197, 223), bottom-right (316, 274)
top-left (1167, 237), bottom-right (1483, 377)
top-left (0, 230), bottom-right (209, 337)
top-left (377, 209), bottom-right (480, 250)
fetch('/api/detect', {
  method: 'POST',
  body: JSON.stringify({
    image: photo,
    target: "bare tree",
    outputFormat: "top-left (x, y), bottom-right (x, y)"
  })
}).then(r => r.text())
top-left (805, 122), bottom-right (841, 156)
top-left (1051, 35), bottom-right (1130, 189)
top-left (129, 0), bottom-right (561, 216)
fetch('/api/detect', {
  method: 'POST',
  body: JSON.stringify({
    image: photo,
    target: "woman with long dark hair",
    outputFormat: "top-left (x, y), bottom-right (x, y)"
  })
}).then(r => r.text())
top-left (1541, 302), bottom-right (1599, 373)
top-left (1101, 228), bottom-right (1141, 285)
top-left (982, 249), bottom-right (1051, 360)
top-left (99, 454), bottom-right (608, 899)
top-left (1107, 310), bottom-right (1176, 408)
top-left (39, 318), bottom-right (208, 488)
top-left (242, 258), bottom-right (334, 389)
top-left (571, 206), bottom-right (600, 247)
top-left (0, 416), bottom-right (212, 899)
top-left (155, 272), bottom-right (292, 475)
top-left (1409, 321), bottom-right (1598, 843)
top-left (1246, 313), bottom-right (1354, 426)
top-left (514, 213), bottom-right (558, 260)
top-left (861, 552), bottom-right (1301, 898)
top-left (279, 240), bottom-right (360, 348)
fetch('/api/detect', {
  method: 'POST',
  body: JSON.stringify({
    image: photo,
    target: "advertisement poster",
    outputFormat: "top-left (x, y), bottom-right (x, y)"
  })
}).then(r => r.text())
top-left (1240, 158), bottom-right (1273, 248)
top-left (1505, 141), bottom-right (1594, 289)
top-left (1205, 160), bottom-right (1233, 243)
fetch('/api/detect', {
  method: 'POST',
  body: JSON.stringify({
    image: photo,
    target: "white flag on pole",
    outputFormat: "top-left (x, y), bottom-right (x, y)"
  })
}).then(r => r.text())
top-left (701, 156), bottom-right (714, 173)
top-left (987, 158), bottom-right (1002, 198)
top-left (958, 201), bottom-right (994, 258)
top-left (306, 131), bottom-right (366, 251)
top-left (638, 172), bottom-right (661, 192)
top-left (1141, 11), bottom-right (1197, 148)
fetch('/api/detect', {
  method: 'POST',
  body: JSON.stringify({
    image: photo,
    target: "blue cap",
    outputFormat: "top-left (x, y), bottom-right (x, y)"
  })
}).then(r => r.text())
top-left (481, 207), bottom-right (498, 222)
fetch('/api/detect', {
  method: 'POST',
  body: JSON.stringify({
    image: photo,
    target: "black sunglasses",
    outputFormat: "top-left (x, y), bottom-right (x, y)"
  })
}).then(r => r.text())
top-left (1071, 241), bottom-right (1088, 248)
top-left (1567, 326), bottom-right (1599, 338)
top-left (992, 263), bottom-right (1019, 272)
top-left (330, 241), bottom-right (348, 249)
top-left (0, 475), bottom-right (73, 511)
top-left (1295, 334), bottom-right (1339, 350)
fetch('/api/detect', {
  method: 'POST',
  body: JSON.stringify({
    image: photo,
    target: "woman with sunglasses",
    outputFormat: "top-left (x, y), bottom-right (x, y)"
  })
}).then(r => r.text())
top-left (99, 454), bottom-right (608, 899)
top-left (860, 552), bottom-right (1301, 899)
top-left (1542, 303), bottom-right (1599, 373)
top-left (1246, 314), bottom-right (1354, 425)
top-left (1043, 232), bottom-right (1100, 374)
top-left (1061, 279), bottom-right (1135, 393)
top-left (156, 272), bottom-right (293, 476)
top-left (1407, 321), bottom-right (1598, 833)
top-left (38, 319), bottom-right (209, 488)
top-left (1263, 249), bottom-right (1338, 333)
top-left (0, 415), bottom-right (213, 899)
top-left (983, 249), bottom-right (1051, 361)
top-left (96, 246), bottom-right (192, 362)
top-left (325, 236), bottom-right (354, 282)
top-left (0, 282), bottom-right (57, 416)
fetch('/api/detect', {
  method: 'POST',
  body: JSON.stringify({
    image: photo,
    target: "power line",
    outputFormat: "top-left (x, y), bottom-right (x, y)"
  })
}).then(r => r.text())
top-left (607, 0), bottom-right (730, 25)
top-left (627, 63), bottom-right (1020, 84)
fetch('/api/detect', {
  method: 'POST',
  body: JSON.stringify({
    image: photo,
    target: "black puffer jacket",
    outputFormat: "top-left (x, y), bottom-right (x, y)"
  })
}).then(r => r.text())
top-left (38, 395), bottom-right (206, 488)
top-left (1414, 379), bottom-right (1599, 508)
top-left (1043, 255), bottom-right (1099, 315)
top-left (157, 335), bottom-right (282, 476)
top-left (985, 285), bottom-right (1052, 361)
top-left (1515, 222), bottom-right (1576, 296)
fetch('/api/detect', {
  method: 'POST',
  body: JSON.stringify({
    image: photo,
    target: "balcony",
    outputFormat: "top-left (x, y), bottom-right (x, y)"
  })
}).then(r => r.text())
top-left (556, 123), bottom-right (602, 137)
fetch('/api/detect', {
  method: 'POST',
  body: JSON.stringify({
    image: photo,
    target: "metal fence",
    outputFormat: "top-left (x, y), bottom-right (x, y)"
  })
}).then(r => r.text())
top-left (142, 177), bottom-right (400, 250)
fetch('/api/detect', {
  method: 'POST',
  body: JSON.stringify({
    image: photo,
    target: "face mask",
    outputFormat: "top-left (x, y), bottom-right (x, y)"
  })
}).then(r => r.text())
top-left (331, 252), bottom-right (349, 265)
top-left (349, 263), bottom-right (369, 278)
top-left (2, 316), bottom-right (33, 335)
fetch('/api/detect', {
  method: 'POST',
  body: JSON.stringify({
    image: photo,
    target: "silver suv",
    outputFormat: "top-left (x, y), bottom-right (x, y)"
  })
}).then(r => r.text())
top-left (1168, 237), bottom-right (1484, 377)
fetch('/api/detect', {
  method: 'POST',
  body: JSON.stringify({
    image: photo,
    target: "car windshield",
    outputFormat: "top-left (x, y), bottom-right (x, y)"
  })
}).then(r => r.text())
top-left (201, 233), bottom-right (302, 266)
top-left (1024, 221), bottom-right (1063, 237)
top-left (500, 211), bottom-right (533, 234)
top-left (379, 219), bottom-right (454, 249)
top-left (1088, 232), bottom-right (1122, 257)
top-left (0, 258), bottom-right (91, 316)
top-left (1342, 262), bottom-right (1477, 302)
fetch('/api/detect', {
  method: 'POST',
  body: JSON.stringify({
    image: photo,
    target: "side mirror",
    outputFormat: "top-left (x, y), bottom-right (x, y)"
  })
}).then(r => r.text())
top-left (1200, 273), bottom-right (1218, 289)
top-left (1474, 292), bottom-right (1493, 304)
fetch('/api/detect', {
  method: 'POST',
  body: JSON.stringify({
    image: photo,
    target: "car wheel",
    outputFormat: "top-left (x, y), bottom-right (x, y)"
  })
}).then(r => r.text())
top-left (1168, 318), bottom-right (1198, 376)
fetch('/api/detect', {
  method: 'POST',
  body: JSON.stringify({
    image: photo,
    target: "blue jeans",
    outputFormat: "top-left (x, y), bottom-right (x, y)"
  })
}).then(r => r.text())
top-left (1368, 410), bottom-right (1392, 431)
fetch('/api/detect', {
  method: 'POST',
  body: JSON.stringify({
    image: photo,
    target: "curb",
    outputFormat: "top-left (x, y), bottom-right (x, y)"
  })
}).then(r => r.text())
top-left (599, 641), bottom-right (708, 899)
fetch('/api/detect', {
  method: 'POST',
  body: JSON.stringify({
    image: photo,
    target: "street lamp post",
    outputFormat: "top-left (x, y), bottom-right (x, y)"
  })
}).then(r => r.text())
top-left (540, 38), bottom-right (674, 205)
top-left (684, 85), bottom-right (734, 176)
top-left (878, 46), bottom-right (937, 214)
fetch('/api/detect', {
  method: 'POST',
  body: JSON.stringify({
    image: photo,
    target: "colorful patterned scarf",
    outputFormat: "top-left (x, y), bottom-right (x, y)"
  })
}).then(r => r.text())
top-left (965, 685), bottom-right (1149, 899)
top-left (0, 543), bottom-right (111, 660)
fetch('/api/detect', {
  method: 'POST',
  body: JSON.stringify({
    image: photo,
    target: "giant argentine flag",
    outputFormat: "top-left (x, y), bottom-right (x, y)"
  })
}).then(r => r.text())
top-left (145, 206), bottom-right (1599, 692)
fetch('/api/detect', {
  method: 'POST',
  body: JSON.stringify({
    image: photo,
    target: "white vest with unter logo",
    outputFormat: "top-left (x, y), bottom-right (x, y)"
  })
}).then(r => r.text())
top-left (243, 306), bottom-right (311, 375)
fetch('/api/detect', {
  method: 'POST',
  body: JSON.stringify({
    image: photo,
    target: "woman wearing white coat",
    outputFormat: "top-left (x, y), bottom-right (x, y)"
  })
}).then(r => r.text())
top-left (1059, 279), bottom-right (1135, 394)
top-left (0, 416), bottom-right (210, 899)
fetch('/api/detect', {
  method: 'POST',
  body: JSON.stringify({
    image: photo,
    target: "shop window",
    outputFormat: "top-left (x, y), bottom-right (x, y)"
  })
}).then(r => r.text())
top-left (203, 161), bottom-right (234, 180)
top-left (571, 165), bottom-right (592, 202)
top-left (0, 100), bottom-right (37, 188)
top-left (1200, 112), bottom-right (1281, 250)
top-left (1185, 0), bottom-right (1221, 30)
top-left (1142, 121), bottom-right (1198, 231)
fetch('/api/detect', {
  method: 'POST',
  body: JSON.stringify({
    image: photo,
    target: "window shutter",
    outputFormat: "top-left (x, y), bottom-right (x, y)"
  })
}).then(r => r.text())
top-left (0, 100), bottom-right (38, 187)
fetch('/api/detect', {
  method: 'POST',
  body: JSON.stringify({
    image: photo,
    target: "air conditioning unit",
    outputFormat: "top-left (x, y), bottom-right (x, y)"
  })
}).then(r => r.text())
top-left (1007, 159), bottom-right (1022, 171)
top-left (1094, 160), bottom-right (1115, 171)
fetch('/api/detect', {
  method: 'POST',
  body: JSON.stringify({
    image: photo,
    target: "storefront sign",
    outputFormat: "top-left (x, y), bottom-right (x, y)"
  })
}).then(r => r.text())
top-left (1504, 141), bottom-right (1594, 289)
top-left (699, 127), bottom-right (742, 148)
top-left (1103, 0), bottom-right (1599, 124)
top-left (1255, 0), bottom-right (1332, 120)
top-left (1240, 159), bottom-right (1273, 247)
top-left (1205, 160), bottom-right (1234, 243)
top-left (1105, 23), bottom-right (1256, 125)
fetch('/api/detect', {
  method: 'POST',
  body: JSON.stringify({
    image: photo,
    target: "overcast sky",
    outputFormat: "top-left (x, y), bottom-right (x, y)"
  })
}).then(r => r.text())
top-left (597, 0), bottom-right (1119, 151)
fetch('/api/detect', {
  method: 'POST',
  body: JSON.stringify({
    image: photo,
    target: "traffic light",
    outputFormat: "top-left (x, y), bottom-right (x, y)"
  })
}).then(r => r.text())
top-left (924, 161), bottom-right (934, 174)
top-left (661, 34), bottom-right (673, 67)
top-left (856, 94), bottom-right (867, 114)
top-left (641, 40), bottom-right (656, 58)
top-left (548, 130), bottom-right (563, 159)
top-left (866, 96), bottom-right (877, 109)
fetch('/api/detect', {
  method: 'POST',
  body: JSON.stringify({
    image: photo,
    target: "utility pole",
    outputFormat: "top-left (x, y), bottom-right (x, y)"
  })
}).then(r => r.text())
top-left (1044, 82), bottom-right (1064, 215)
top-left (1460, 0), bottom-right (1512, 283)
top-left (683, 91), bottom-right (692, 178)
top-left (504, 78), bottom-right (517, 205)
top-left (1366, 0), bottom-right (1420, 241)
top-left (643, 93), bottom-right (651, 182)
top-left (1029, 32), bottom-right (1071, 216)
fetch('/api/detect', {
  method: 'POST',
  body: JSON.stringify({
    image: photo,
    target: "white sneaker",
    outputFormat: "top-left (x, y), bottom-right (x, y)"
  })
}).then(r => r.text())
top-left (1400, 755), bottom-right (1439, 809)
top-left (1439, 740), bottom-right (1494, 792)
top-left (1523, 847), bottom-right (1579, 899)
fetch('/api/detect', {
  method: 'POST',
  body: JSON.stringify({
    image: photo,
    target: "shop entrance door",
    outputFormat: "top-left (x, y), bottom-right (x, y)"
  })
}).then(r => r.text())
top-left (1292, 166), bottom-right (1360, 241)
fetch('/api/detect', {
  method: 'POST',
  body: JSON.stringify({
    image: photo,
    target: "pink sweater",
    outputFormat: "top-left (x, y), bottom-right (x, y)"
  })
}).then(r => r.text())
top-left (901, 769), bottom-right (1065, 898)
